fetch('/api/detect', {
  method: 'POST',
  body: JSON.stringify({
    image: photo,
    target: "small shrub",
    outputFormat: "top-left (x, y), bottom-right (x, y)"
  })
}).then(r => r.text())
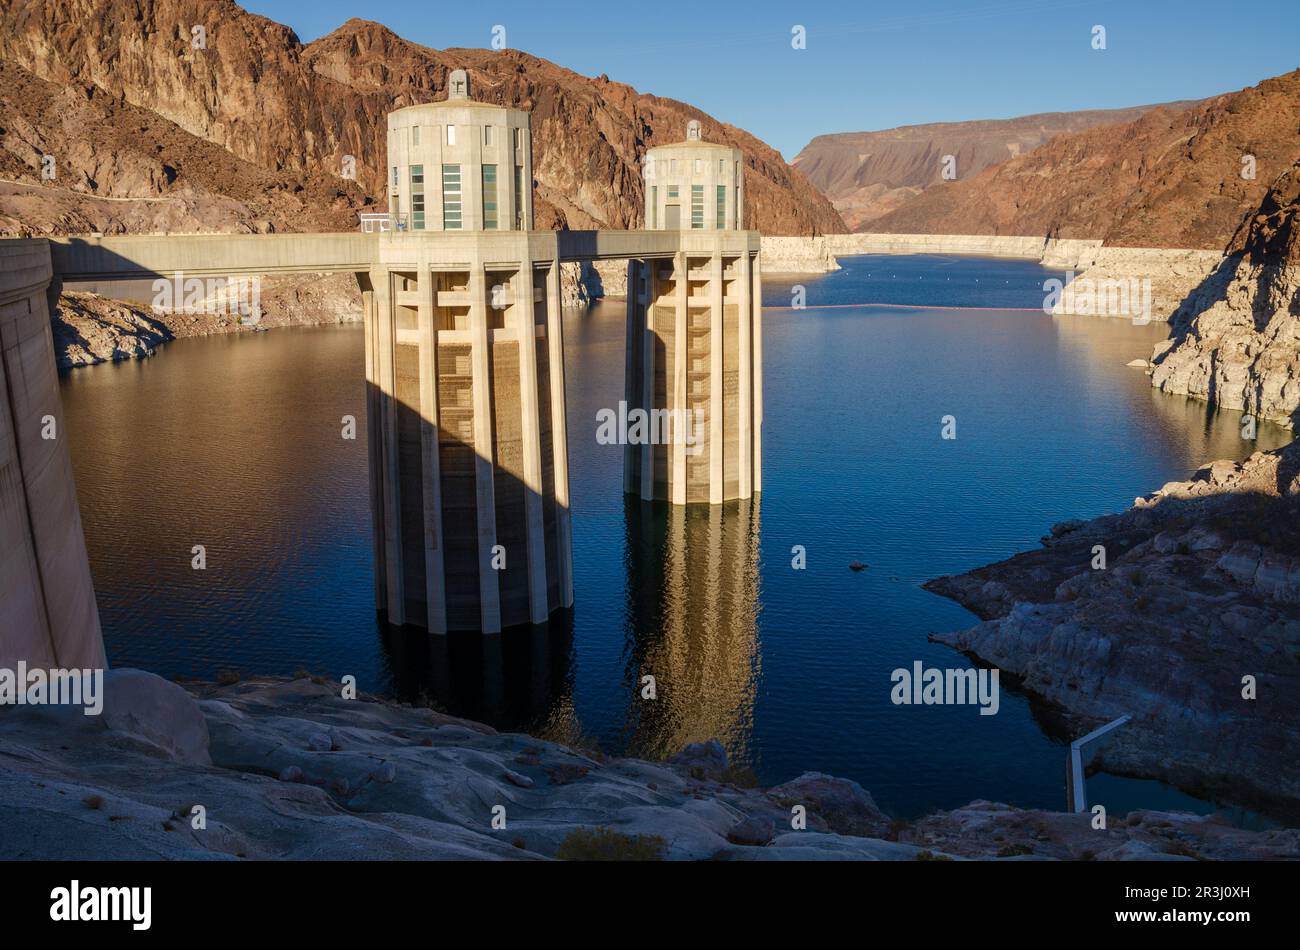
top-left (82, 794), bottom-right (104, 810)
top-left (555, 827), bottom-right (666, 861)
top-left (997, 842), bottom-right (1034, 857)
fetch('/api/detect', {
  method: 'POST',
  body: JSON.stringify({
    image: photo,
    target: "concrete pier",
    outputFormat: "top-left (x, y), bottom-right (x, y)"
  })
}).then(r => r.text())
top-left (624, 122), bottom-right (762, 504)
top-left (362, 234), bottom-right (573, 634)
top-left (0, 240), bottom-right (104, 670)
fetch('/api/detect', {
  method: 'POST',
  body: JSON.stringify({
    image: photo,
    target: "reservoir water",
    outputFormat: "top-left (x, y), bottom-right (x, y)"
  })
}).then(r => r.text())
top-left (59, 254), bottom-right (1291, 820)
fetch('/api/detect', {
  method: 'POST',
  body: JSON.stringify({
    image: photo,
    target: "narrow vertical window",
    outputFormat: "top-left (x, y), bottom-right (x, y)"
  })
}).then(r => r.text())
top-left (514, 165), bottom-right (525, 229)
top-left (716, 185), bottom-right (726, 229)
top-left (412, 126), bottom-right (420, 147)
top-left (482, 165), bottom-right (498, 230)
top-left (446, 125), bottom-right (456, 146)
top-left (650, 185), bottom-right (658, 229)
top-left (484, 125), bottom-right (495, 147)
top-left (691, 185), bottom-right (704, 229)
top-left (410, 165), bottom-right (425, 230)
top-left (442, 164), bottom-right (462, 229)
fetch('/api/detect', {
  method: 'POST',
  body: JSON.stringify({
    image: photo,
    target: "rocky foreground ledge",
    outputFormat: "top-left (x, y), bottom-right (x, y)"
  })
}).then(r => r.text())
top-left (1, 670), bottom-right (1295, 860)
top-left (926, 442), bottom-right (1300, 818)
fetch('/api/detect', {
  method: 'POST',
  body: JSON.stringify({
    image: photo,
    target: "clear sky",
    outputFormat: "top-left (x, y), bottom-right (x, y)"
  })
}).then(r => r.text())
top-left (243, 0), bottom-right (1299, 159)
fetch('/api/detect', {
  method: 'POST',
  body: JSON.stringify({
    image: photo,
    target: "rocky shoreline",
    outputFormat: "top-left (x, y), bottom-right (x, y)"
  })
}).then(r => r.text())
top-left (53, 262), bottom-right (629, 370)
top-left (925, 441), bottom-right (1300, 820)
top-left (2, 670), bottom-right (1295, 860)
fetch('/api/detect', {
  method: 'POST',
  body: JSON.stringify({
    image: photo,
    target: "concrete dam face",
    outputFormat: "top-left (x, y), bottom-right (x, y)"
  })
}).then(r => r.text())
top-left (1, 82), bottom-right (764, 652)
top-left (0, 240), bottom-right (104, 671)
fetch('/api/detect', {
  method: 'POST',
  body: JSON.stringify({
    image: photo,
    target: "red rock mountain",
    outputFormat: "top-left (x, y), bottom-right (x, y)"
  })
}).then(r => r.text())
top-left (794, 104), bottom-right (1191, 231)
top-left (867, 71), bottom-right (1300, 250)
top-left (0, 0), bottom-right (844, 236)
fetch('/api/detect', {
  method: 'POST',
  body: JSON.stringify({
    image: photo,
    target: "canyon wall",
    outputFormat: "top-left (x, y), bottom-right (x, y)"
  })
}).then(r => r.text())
top-left (794, 104), bottom-right (1187, 231)
top-left (0, 0), bottom-right (842, 238)
top-left (868, 71), bottom-right (1300, 251)
top-left (1150, 161), bottom-right (1300, 428)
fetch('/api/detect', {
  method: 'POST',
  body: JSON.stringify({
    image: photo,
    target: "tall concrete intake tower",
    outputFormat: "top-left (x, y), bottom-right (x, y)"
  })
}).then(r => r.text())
top-left (364, 70), bottom-right (573, 635)
top-left (624, 120), bottom-right (763, 504)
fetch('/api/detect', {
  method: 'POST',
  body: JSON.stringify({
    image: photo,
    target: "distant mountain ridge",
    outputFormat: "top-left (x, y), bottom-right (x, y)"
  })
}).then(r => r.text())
top-left (866, 70), bottom-right (1300, 250)
top-left (0, 0), bottom-right (844, 236)
top-left (794, 103), bottom-right (1196, 230)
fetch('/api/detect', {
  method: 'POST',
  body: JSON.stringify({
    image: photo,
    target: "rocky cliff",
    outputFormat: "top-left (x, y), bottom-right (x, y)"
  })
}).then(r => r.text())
top-left (927, 442), bottom-right (1300, 817)
top-left (1150, 160), bottom-right (1300, 428)
top-left (794, 104), bottom-right (1187, 231)
top-left (868, 71), bottom-right (1300, 250)
top-left (0, 0), bottom-right (842, 237)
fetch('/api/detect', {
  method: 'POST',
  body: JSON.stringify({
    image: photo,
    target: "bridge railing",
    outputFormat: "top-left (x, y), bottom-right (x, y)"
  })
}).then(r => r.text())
top-left (359, 212), bottom-right (409, 233)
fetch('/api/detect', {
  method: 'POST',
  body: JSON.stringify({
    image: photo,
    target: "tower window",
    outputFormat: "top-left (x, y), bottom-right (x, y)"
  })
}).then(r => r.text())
top-left (442, 164), bottom-right (462, 229)
top-left (482, 165), bottom-right (498, 230)
top-left (691, 185), bottom-right (704, 229)
top-left (650, 185), bottom-right (657, 229)
top-left (484, 125), bottom-right (495, 147)
top-left (412, 126), bottom-right (420, 147)
top-left (694, 158), bottom-right (703, 174)
top-left (716, 185), bottom-right (726, 229)
top-left (410, 165), bottom-right (425, 230)
top-left (446, 125), bottom-right (456, 146)
top-left (514, 165), bottom-right (525, 229)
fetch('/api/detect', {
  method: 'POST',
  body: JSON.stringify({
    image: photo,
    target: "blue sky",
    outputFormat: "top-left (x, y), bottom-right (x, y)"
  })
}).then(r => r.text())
top-left (244, 0), bottom-right (1299, 159)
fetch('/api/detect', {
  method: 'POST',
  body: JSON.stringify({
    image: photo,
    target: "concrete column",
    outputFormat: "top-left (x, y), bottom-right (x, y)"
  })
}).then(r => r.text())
top-left (358, 275), bottom-right (385, 607)
top-left (671, 250), bottom-right (688, 505)
top-left (468, 264), bottom-right (502, 633)
top-left (639, 262), bottom-right (656, 501)
top-left (545, 259), bottom-right (574, 609)
top-left (623, 258), bottom-right (638, 495)
top-left (515, 257), bottom-right (549, 624)
top-left (708, 251), bottom-right (724, 504)
top-left (417, 265), bottom-right (447, 634)
top-left (737, 253), bottom-right (753, 499)
top-left (371, 265), bottom-right (405, 624)
top-left (751, 251), bottom-right (763, 494)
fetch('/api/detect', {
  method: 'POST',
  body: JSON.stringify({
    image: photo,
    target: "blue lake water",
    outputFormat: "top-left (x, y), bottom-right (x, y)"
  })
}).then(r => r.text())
top-left (59, 254), bottom-right (1291, 820)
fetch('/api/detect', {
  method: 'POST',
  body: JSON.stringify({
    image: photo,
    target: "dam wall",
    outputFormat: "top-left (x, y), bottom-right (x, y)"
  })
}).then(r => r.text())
top-left (0, 240), bottom-right (105, 670)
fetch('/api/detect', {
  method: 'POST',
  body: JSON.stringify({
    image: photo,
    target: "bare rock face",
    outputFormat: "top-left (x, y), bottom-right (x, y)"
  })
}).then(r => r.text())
top-left (926, 444), bottom-right (1300, 817)
top-left (0, 1), bottom-right (842, 237)
top-left (52, 275), bottom-right (363, 369)
top-left (869, 70), bottom-right (1300, 250)
top-left (1151, 160), bottom-right (1300, 428)
top-left (794, 104), bottom-right (1185, 231)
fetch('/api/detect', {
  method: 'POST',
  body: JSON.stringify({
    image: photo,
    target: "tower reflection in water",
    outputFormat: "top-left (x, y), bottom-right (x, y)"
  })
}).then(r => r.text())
top-left (376, 496), bottom-right (762, 766)
top-left (619, 496), bottom-right (761, 766)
